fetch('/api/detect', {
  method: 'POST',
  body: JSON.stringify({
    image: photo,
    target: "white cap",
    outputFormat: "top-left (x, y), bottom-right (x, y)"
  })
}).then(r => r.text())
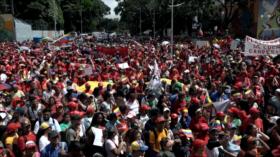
top-left (163, 107), bottom-right (170, 112)
top-left (276, 88), bottom-right (280, 93)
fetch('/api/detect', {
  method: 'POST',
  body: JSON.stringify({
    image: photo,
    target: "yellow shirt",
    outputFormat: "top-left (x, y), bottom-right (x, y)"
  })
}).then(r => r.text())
top-left (149, 129), bottom-right (167, 152)
top-left (5, 134), bottom-right (18, 146)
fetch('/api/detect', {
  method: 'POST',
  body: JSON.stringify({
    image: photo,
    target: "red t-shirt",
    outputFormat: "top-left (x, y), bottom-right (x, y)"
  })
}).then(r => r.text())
top-left (17, 132), bottom-right (37, 151)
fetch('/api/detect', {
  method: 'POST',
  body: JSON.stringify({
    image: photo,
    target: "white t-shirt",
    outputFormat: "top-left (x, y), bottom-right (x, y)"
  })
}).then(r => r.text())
top-left (0, 73), bottom-right (7, 83)
top-left (206, 146), bottom-right (223, 157)
top-left (105, 139), bottom-right (117, 157)
top-left (39, 135), bottom-right (50, 151)
top-left (139, 115), bottom-right (149, 129)
top-left (127, 99), bottom-right (139, 114)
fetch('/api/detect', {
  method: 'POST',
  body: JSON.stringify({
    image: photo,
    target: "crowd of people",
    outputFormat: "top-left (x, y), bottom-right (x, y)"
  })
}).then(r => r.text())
top-left (0, 35), bottom-right (279, 157)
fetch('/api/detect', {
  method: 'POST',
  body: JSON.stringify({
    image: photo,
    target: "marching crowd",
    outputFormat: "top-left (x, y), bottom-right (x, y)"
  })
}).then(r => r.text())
top-left (0, 36), bottom-right (279, 157)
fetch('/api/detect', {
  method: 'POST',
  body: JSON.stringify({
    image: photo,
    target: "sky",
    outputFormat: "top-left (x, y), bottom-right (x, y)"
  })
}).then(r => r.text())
top-left (102, 0), bottom-right (120, 19)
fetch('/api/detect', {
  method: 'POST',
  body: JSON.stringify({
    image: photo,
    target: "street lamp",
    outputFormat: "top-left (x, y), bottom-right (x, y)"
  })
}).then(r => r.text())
top-left (169, 1), bottom-right (184, 55)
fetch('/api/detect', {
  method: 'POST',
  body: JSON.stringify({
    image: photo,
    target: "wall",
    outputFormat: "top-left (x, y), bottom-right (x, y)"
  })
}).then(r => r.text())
top-left (15, 19), bottom-right (32, 42)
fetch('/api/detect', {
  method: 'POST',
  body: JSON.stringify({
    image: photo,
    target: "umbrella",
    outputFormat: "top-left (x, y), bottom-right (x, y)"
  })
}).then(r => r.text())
top-left (0, 83), bottom-right (11, 91)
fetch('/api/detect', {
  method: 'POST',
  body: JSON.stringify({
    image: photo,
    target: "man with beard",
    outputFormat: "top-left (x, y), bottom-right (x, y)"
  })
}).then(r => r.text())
top-left (33, 109), bottom-right (61, 134)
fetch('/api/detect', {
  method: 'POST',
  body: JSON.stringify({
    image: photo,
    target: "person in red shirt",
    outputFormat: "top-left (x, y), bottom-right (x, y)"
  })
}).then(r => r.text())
top-left (190, 108), bottom-right (207, 132)
top-left (190, 139), bottom-right (207, 157)
top-left (17, 118), bottom-right (36, 156)
top-left (247, 107), bottom-right (264, 132)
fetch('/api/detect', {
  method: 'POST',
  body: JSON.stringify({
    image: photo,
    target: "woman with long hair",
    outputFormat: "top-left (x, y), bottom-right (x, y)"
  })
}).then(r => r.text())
top-left (84, 112), bottom-right (106, 157)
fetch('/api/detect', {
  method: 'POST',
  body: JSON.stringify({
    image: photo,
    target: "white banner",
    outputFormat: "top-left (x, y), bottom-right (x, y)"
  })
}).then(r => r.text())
top-left (244, 36), bottom-right (280, 56)
top-left (117, 62), bottom-right (129, 69)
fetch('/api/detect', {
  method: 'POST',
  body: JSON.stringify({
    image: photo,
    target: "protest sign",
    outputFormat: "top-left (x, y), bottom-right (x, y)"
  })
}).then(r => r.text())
top-left (244, 36), bottom-right (280, 56)
top-left (117, 62), bottom-right (129, 69)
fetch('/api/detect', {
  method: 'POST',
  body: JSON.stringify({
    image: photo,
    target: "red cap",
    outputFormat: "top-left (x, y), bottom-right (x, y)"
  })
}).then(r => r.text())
top-left (155, 116), bottom-right (166, 123)
top-left (249, 107), bottom-right (260, 114)
top-left (7, 122), bottom-right (21, 132)
top-left (140, 105), bottom-right (151, 111)
top-left (116, 122), bottom-right (128, 133)
top-left (228, 107), bottom-right (239, 114)
top-left (171, 113), bottom-right (178, 119)
top-left (69, 111), bottom-right (85, 117)
top-left (68, 102), bottom-right (78, 111)
top-left (234, 82), bottom-right (243, 89)
top-left (216, 112), bottom-right (225, 117)
top-left (191, 97), bottom-right (200, 105)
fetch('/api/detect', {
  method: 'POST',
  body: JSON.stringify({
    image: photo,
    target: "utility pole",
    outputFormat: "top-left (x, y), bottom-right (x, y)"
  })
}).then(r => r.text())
top-left (169, 1), bottom-right (184, 55)
top-left (139, 8), bottom-right (142, 36)
top-left (11, 0), bottom-right (14, 15)
top-left (52, 0), bottom-right (57, 38)
top-left (171, 0), bottom-right (174, 55)
top-left (153, 9), bottom-right (156, 39)
top-left (80, 0), bottom-right (83, 33)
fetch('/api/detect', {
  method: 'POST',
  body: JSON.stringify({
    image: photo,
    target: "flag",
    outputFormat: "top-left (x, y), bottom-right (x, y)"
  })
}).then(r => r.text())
top-left (53, 33), bottom-right (73, 45)
top-left (180, 129), bottom-right (194, 139)
top-left (113, 107), bottom-right (121, 116)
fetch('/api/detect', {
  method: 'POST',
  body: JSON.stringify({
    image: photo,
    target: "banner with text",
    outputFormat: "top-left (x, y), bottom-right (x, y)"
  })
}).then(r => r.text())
top-left (244, 36), bottom-right (280, 56)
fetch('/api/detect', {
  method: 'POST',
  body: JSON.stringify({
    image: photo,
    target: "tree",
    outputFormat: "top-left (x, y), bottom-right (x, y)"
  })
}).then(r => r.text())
top-left (215, 0), bottom-right (243, 29)
top-left (61, 0), bottom-right (110, 32)
top-left (115, 0), bottom-right (252, 36)
top-left (115, 0), bottom-right (217, 36)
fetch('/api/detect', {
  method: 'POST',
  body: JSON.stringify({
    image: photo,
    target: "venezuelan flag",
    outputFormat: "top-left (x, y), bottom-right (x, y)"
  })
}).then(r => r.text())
top-left (53, 33), bottom-right (73, 45)
top-left (181, 129), bottom-right (194, 139)
top-left (113, 107), bottom-right (121, 116)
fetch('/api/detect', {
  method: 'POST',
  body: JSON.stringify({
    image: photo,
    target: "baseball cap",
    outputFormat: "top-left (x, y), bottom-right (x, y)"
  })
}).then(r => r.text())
top-left (25, 141), bottom-right (36, 149)
top-left (181, 107), bottom-right (188, 113)
top-left (40, 122), bottom-right (50, 130)
top-left (163, 107), bottom-right (170, 112)
top-left (140, 105), bottom-right (151, 111)
top-left (7, 122), bottom-right (21, 132)
top-left (171, 113), bottom-right (178, 119)
top-left (48, 130), bottom-right (59, 139)
top-left (216, 112), bottom-right (225, 117)
top-left (131, 141), bottom-right (148, 152)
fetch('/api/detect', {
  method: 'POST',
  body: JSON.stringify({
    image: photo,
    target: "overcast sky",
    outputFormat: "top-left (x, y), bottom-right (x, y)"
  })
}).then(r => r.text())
top-left (102, 0), bottom-right (120, 19)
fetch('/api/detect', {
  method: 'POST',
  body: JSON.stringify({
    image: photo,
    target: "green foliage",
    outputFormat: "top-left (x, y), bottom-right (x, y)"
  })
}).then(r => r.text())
top-left (0, 0), bottom-right (110, 32)
top-left (115, 0), bottom-right (246, 35)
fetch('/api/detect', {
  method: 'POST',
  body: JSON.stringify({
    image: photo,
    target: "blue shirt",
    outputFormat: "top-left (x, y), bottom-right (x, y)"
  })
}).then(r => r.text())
top-left (41, 142), bottom-right (67, 157)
